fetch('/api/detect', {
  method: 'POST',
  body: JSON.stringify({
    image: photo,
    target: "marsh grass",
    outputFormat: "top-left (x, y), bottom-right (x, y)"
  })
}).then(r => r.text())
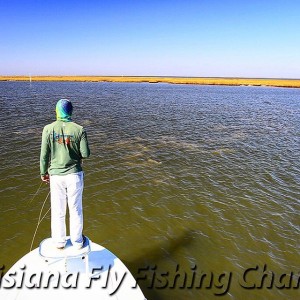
top-left (1, 75), bottom-right (300, 88)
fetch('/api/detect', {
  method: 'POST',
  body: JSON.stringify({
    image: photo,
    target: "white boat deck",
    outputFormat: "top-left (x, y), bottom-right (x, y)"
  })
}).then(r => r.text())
top-left (0, 237), bottom-right (146, 300)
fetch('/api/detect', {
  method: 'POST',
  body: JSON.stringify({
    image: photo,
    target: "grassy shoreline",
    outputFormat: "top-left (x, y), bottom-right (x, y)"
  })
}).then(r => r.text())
top-left (1, 75), bottom-right (300, 88)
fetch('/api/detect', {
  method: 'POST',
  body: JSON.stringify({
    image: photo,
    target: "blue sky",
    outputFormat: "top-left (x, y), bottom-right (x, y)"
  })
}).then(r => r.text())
top-left (1, 0), bottom-right (299, 78)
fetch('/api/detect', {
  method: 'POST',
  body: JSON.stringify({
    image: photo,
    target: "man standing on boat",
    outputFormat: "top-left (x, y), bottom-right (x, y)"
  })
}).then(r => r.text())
top-left (40, 99), bottom-right (90, 250)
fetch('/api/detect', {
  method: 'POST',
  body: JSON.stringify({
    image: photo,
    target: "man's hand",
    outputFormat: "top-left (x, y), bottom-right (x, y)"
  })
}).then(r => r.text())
top-left (41, 174), bottom-right (50, 184)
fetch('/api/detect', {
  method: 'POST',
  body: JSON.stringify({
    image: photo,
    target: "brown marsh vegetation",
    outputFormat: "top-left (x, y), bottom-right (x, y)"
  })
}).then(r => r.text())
top-left (1, 76), bottom-right (300, 88)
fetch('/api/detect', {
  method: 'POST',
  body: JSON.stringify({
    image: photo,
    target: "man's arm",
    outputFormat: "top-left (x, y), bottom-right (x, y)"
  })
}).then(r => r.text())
top-left (40, 126), bottom-right (50, 182)
top-left (80, 129), bottom-right (90, 158)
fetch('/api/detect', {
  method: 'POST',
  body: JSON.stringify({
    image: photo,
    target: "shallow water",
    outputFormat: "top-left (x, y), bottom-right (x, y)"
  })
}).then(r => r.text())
top-left (0, 81), bottom-right (299, 299)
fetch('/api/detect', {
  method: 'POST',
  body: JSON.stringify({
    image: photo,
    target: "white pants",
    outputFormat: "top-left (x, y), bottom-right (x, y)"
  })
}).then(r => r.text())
top-left (50, 172), bottom-right (84, 248)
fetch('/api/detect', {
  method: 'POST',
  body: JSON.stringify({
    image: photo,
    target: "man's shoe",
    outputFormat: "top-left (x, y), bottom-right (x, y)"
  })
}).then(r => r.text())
top-left (73, 235), bottom-right (86, 250)
top-left (73, 242), bottom-right (83, 250)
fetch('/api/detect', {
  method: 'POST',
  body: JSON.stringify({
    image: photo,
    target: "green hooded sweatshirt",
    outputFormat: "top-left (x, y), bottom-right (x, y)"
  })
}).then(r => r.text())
top-left (40, 120), bottom-right (90, 176)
